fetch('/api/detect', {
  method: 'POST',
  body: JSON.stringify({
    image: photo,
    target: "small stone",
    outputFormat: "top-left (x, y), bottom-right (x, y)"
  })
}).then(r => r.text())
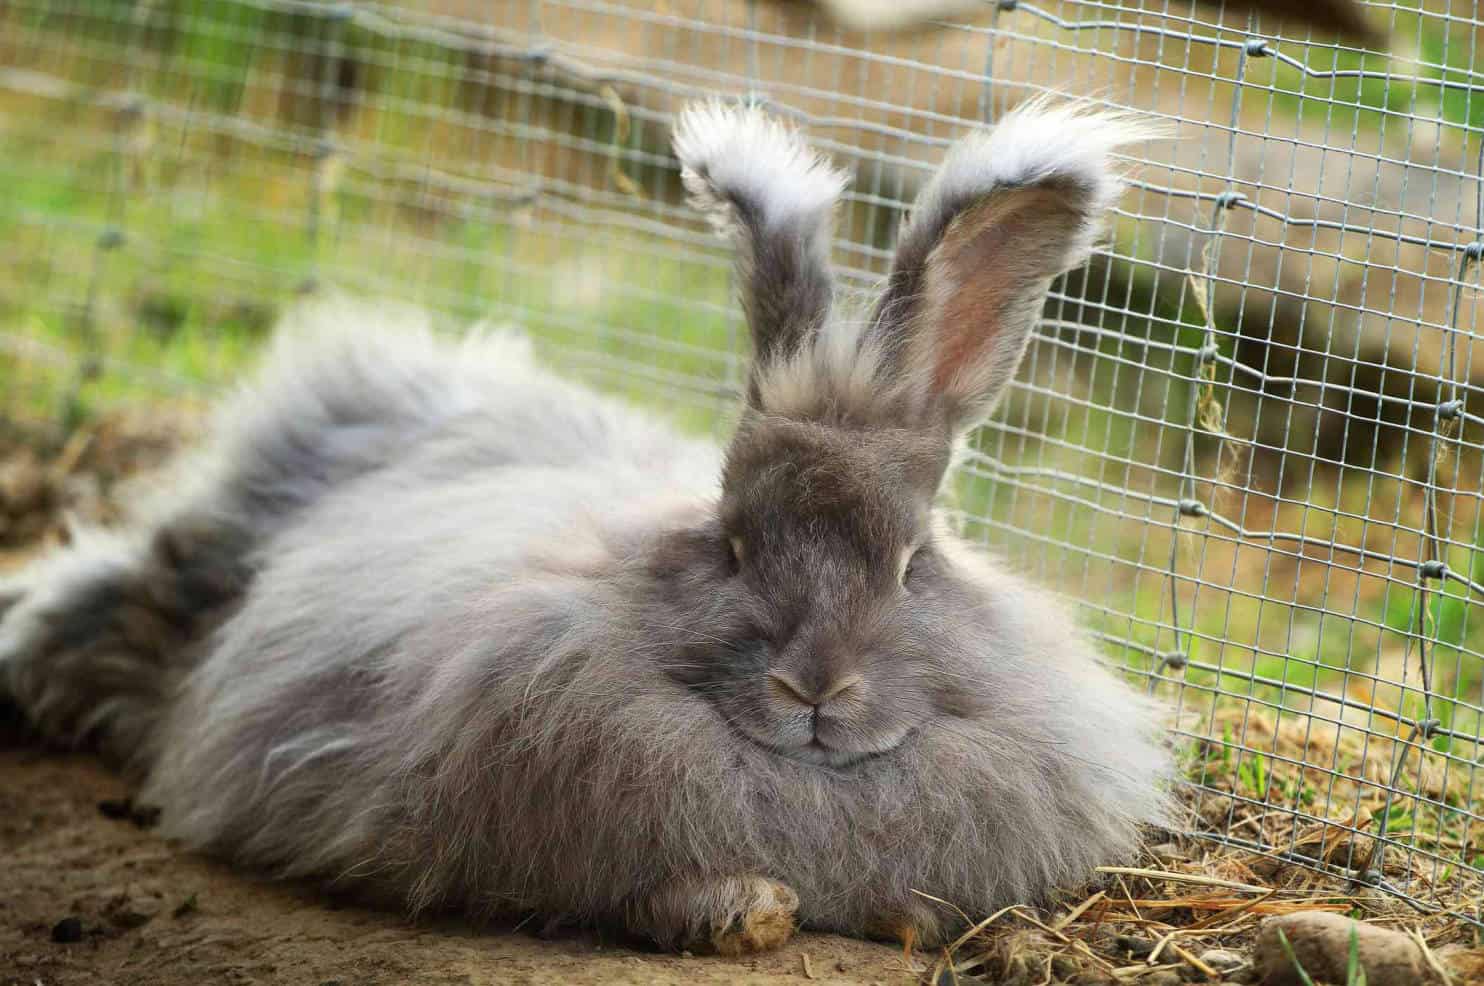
top-left (50, 917), bottom-right (84, 943)
top-left (1198, 948), bottom-right (1245, 973)
top-left (98, 798), bottom-right (133, 820)
top-left (1115, 934), bottom-right (1157, 958)
top-left (109, 894), bottom-right (163, 929)
top-left (1256, 911), bottom-right (1423, 986)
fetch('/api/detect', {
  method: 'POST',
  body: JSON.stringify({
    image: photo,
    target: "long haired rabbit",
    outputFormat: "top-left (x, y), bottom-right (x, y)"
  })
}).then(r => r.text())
top-left (0, 99), bottom-right (1171, 953)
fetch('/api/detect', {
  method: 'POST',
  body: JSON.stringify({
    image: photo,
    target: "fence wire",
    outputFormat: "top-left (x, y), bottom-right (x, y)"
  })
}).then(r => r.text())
top-left (0, 0), bottom-right (1480, 926)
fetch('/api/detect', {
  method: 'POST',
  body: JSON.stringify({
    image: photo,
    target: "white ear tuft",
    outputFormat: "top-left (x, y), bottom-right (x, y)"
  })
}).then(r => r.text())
top-left (862, 98), bottom-right (1165, 434)
top-left (911, 98), bottom-right (1164, 277)
top-left (672, 101), bottom-right (851, 401)
top-left (672, 100), bottom-right (849, 238)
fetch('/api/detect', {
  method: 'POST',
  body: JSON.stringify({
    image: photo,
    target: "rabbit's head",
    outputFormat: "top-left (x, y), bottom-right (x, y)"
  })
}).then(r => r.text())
top-left (650, 100), bottom-right (1155, 768)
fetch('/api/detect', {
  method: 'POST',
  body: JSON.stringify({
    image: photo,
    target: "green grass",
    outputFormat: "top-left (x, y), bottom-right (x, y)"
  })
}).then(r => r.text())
top-left (1263, 0), bottom-right (1483, 140)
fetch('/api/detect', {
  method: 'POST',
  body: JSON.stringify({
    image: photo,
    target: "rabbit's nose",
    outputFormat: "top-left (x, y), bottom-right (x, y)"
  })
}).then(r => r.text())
top-left (767, 670), bottom-right (863, 708)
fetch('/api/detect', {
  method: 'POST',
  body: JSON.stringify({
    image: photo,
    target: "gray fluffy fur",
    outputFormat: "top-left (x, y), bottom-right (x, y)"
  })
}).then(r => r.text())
top-left (0, 101), bottom-right (1171, 950)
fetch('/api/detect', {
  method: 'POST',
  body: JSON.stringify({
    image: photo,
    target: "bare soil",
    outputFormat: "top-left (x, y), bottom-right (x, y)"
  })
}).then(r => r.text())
top-left (0, 726), bottom-right (914, 986)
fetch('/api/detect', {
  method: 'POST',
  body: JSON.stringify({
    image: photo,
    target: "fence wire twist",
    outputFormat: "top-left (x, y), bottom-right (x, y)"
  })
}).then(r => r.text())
top-left (0, 0), bottom-right (1480, 926)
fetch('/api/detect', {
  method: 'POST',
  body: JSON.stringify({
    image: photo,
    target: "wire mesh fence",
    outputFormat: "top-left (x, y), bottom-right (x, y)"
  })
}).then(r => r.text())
top-left (0, 0), bottom-right (1480, 927)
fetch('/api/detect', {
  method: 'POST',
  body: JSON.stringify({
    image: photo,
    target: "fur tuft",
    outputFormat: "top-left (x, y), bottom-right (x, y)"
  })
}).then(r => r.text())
top-left (904, 97), bottom-right (1163, 277)
top-left (673, 100), bottom-right (849, 238)
top-left (673, 101), bottom-right (850, 394)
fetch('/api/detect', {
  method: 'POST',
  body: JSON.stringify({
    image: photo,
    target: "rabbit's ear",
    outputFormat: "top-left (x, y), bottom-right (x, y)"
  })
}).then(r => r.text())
top-left (673, 101), bottom-right (848, 406)
top-left (869, 101), bottom-right (1155, 435)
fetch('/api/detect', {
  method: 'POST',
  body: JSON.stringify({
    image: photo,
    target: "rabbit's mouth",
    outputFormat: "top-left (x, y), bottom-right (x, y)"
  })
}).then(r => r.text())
top-left (739, 727), bottom-right (909, 769)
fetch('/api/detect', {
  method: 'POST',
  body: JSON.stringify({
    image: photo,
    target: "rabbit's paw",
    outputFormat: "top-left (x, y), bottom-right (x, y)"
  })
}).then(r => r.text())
top-left (629, 874), bottom-right (799, 956)
top-left (707, 877), bottom-right (798, 956)
top-left (0, 546), bottom-right (188, 761)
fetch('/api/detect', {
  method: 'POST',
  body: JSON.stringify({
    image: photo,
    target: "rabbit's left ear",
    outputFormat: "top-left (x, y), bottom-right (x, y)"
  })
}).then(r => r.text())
top-left (868, 102), bottom-right (1155, 435)
top-left (673, 101), bottom-right (849, 407)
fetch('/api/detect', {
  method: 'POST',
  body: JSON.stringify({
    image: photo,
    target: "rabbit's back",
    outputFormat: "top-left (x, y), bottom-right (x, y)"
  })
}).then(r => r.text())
top-left (141, 459), bottom-right (677, 860)
top-left (226, 300), bottom-right (718, 496)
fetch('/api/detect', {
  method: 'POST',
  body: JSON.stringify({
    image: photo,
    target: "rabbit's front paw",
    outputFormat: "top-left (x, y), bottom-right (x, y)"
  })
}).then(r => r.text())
top-left (0, 550), bottom-right (184, 762)
top-left (628, 874), bottom-right (799, 955)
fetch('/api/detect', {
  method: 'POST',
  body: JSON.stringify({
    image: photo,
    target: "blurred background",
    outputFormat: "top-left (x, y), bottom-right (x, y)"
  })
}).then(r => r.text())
top-left (0, 0), bottom-right (1479, 923)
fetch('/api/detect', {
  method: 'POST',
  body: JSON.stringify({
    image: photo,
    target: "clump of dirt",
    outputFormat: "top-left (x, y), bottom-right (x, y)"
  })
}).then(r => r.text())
top-left (0, 409), bottom-right (196, 555)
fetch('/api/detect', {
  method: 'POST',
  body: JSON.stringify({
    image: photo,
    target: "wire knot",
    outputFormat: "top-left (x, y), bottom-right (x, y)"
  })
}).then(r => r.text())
top-left (1156, 651), bottom-right (1188, 672)
top-left (1177, 498), bottom-right (1208, 518)
top-left (1436, 399), bottom-right (1464, 420)
top-left (1464, 241), bottom-right (1484, 261)
top-left (1418, 559), bottom-right (1447, 580)
top-left (1214, 191), bottom-right (1246, 210)
top-left (1243, 39), bottom-right (1271, 57)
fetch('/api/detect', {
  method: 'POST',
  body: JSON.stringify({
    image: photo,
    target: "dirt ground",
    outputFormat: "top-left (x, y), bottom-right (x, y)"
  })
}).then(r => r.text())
top-left (0, 725), bottom-right (917, 986)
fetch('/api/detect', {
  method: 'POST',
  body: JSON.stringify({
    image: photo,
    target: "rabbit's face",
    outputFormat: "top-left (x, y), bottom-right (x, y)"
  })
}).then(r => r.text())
top-left (657, 98), bottom-right (1150, 767)
top-left (650, 415), bottom-right (995, 768)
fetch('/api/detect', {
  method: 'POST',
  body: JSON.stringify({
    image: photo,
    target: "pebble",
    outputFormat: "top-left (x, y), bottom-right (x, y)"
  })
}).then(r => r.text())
top-left (110, 895), bottom-right (163, 929)
top-left (1255, 911), bottom-right (1423, 986)
top-left (50, 917), bottom-right (84, 944)
top-left (107, 884), bottom-right (165, 929)
top-left (1198, 947), bottom-right (1246, 973)
top-left (98, 798), bottom-right (133, 820)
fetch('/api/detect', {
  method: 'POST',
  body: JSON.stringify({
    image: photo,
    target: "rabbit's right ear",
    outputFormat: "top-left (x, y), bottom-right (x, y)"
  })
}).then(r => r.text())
top-left (674, 101), bottom-right (849, 407)
top-left (867, 101), bottom-right (1156, 436)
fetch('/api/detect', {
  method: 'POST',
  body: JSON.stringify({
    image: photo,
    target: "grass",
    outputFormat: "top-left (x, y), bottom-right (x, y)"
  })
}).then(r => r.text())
top-left (1261, 0), bottom-right (1484, 143)
top-left (1, 0), bottom-right (1481, 928)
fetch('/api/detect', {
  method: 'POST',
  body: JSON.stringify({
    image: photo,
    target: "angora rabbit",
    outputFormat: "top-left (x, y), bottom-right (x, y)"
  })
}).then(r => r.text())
top-left (1, 99), bottom-right (1170, 953)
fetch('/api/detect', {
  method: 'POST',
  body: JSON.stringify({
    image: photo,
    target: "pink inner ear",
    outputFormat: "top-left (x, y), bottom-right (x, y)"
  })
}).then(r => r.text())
top-left (927, 186), bottom-right (1083, 396)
